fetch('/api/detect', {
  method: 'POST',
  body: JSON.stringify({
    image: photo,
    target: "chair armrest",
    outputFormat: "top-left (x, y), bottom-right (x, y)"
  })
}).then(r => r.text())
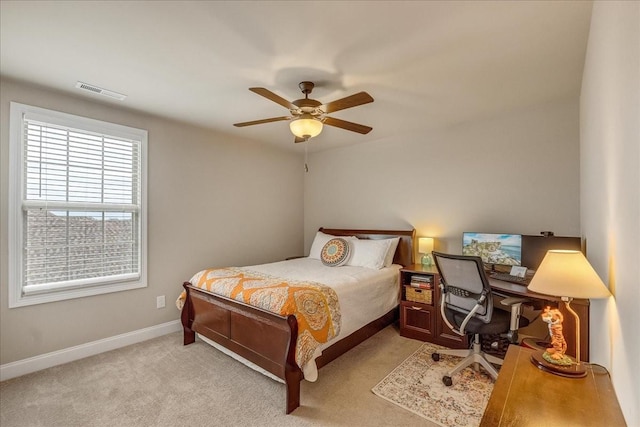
top-left (499, 296), bottom-right (532, 343)
top-left (500, 296), bottom-right (530, 307)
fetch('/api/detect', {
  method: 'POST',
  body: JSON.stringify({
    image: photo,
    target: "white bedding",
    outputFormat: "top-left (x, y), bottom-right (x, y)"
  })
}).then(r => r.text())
top-left (197, 257), bottom-right (400, 382)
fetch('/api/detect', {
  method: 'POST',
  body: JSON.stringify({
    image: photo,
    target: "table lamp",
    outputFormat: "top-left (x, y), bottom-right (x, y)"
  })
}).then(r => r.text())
top-left (419, 237), bottom-right (434, 267)
top-left (527, 250), bottom-right (611, 377)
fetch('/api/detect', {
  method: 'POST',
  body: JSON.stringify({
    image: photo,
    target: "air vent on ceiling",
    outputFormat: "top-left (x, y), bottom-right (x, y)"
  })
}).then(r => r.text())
top-left (75, 81), bottom-right (127, 101)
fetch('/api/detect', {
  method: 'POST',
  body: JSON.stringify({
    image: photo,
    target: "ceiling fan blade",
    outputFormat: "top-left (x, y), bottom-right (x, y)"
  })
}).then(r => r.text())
top-left (323, 116), bottom-right (372, 134)
top-left (249, 87), bottom-right (296, 110)
top-left (233, 116), bottom-right (291, 127)
top-left (321, 92), bottom-right (374, 114)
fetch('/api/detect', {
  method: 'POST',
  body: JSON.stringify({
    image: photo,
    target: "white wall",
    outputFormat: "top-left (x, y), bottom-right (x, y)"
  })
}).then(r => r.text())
top-left (0, 78), bottom-right (304, 364)
top-left (580, 2), bottom-right (640, 424)
top-left (304, 98), bottom-right (581, 254)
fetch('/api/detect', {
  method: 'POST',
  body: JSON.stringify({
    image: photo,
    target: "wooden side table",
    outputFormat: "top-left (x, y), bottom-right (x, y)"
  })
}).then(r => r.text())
top-left (480, 345), bottom-right (626, 426)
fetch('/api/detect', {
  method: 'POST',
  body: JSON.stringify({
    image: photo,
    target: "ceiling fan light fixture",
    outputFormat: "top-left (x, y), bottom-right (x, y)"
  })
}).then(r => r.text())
top-left (289, 114), bottom-right (323, 139)
top-left (234, 82), bottom-right (373, 142)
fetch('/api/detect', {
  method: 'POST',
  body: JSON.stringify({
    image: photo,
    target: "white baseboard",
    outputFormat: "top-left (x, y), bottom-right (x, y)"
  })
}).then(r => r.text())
top-left (0, 320), bottom-right (182, 381)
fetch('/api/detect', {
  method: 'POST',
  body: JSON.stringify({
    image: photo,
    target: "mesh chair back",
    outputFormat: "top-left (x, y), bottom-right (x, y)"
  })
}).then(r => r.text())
top-left (433, 252), bottom-right (494, 324)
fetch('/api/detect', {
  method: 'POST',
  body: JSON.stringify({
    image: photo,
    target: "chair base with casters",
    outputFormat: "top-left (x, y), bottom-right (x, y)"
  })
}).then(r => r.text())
top-left (431, 307), bottom-right (512, 386)
top-left (431, 334), bottom-right (506, 386)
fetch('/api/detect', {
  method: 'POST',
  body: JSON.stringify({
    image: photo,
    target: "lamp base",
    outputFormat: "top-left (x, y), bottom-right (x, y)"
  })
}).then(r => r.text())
top-left (421, 253), bottom-right (433, 267)
top-left (530, 350), bottom-right (587, 378)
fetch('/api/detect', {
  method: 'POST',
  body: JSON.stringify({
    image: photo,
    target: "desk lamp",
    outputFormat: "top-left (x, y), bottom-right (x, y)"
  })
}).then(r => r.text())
top-left (419, 237), bottom-right (434, 267)
top-left (527, 250), bottom-right (611, 377)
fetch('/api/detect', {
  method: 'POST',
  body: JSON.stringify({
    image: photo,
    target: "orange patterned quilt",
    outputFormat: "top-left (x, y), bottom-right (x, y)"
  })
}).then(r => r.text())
top-left (177, 267), bottom-right (341, 370)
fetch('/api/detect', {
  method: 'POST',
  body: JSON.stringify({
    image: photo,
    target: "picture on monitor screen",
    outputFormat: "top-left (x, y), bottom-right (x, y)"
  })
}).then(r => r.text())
top-left (462, 232), bottom-right (522, 266)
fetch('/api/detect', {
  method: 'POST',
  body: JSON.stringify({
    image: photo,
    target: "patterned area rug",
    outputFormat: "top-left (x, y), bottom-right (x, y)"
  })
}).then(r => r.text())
top-left (372, 342), bottom-right (494, 427)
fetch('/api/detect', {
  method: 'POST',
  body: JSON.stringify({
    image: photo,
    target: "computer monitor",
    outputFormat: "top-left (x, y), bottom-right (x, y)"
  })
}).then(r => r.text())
top-left (462, 232), bottom-right (522, 268)
top-left (521, 234), bottom-right (582, 271)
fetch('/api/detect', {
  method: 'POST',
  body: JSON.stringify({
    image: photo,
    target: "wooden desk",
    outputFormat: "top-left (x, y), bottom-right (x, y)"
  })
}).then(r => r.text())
top-left (480, 345), bottom-right (626, 426)
top-left (403, 264), bottom-right (591, 361)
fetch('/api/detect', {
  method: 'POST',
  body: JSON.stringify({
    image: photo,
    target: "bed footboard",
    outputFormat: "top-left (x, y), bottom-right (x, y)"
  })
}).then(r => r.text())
top-left (181, 282), bottom-right (304, 413)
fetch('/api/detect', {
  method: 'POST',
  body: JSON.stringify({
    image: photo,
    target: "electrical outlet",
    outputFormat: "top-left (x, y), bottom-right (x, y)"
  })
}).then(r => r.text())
top-left (156, 295), bottom-right (166, 309)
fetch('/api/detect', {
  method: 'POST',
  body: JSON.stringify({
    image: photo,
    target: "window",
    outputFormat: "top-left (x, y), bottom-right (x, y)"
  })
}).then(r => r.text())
top-left (8, 103), bottom-right (147, 307)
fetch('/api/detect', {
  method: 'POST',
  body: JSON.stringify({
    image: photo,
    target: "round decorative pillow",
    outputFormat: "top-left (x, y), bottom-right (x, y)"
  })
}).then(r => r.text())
top-left (320, 238), bottom-right (351, 267)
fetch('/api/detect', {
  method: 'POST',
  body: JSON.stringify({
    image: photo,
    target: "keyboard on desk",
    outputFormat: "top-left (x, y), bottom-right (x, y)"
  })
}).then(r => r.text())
top-left (489, 272), bottom-right (530, 285)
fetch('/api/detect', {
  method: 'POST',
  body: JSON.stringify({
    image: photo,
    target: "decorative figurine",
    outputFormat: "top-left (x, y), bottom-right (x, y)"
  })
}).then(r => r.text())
top-left (540, 306), bottom-right (573, 366)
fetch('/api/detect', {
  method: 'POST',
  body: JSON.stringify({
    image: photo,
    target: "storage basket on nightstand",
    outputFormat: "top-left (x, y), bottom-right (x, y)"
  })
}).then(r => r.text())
top-left (405, 285), bottom-right (432, 305)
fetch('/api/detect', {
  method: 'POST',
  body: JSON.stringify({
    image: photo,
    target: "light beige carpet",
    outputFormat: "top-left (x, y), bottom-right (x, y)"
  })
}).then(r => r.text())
top-left (0, 325), bottom-right (449, 427)
top-left (372, 343), bottom-right (494, 427)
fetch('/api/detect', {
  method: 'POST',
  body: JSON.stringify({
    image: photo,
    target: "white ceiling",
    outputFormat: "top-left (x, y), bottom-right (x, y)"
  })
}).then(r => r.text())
top-left (0, 1), bottom-right (593, 153)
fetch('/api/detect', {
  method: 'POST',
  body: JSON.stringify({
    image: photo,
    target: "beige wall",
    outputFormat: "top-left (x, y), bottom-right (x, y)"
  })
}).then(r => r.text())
top-left (0, 78), bottom-right (304, 364)
top-left (580, 2), bottom-right (639, 424)
top-left (304, 98), bottom-right (581, 254)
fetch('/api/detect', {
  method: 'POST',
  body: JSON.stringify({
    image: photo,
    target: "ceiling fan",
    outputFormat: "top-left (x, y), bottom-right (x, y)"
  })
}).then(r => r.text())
top-left (233, 81), bottom-right (374, 143)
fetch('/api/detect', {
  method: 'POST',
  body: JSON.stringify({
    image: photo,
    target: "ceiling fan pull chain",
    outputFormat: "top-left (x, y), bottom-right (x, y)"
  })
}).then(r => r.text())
top-left (304, 139), bottom-right (309, 173)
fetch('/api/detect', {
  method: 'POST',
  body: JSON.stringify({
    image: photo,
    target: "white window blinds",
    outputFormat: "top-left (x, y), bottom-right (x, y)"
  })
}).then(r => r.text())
top-left (9, 102), bottom-right (147, 306)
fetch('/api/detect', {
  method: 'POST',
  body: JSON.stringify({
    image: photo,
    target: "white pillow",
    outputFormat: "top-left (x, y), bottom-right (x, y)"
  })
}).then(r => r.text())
top-left (309, 231), bottom-right (356, 259)
top-left (383, 237), bottom-right (401, 267)
top-left (348, 238), bottom-right (393, 269)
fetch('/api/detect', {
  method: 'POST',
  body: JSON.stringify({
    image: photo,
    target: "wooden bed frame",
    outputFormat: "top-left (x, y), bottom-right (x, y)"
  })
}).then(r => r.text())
top-left (180, 228), bottom-right (415, 413)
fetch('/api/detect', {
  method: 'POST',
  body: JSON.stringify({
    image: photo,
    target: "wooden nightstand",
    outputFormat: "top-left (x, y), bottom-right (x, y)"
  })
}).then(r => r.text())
top-left (399, 264), bottom-right (468, 349)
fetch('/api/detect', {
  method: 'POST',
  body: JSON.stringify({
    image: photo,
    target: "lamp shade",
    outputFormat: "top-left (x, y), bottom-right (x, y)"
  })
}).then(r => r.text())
top-left (289, 114), bottom-right (323, 139)
top-left (418, 237), bottom-right (434, 254)
top-left (528, 250), bottom-right (611, 299)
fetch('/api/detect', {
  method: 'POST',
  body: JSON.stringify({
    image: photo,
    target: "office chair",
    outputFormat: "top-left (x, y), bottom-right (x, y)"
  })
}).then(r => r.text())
top-left (430, 251), bottom-right (529, 386)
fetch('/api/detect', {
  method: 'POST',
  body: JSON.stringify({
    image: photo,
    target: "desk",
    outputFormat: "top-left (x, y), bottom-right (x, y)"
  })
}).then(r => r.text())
top-left (489, 278), bottom-right (590, 362)
top-left (480, 345), bottom-right (625, 426)
top-left (400, 265), bottom-right (590, 361)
